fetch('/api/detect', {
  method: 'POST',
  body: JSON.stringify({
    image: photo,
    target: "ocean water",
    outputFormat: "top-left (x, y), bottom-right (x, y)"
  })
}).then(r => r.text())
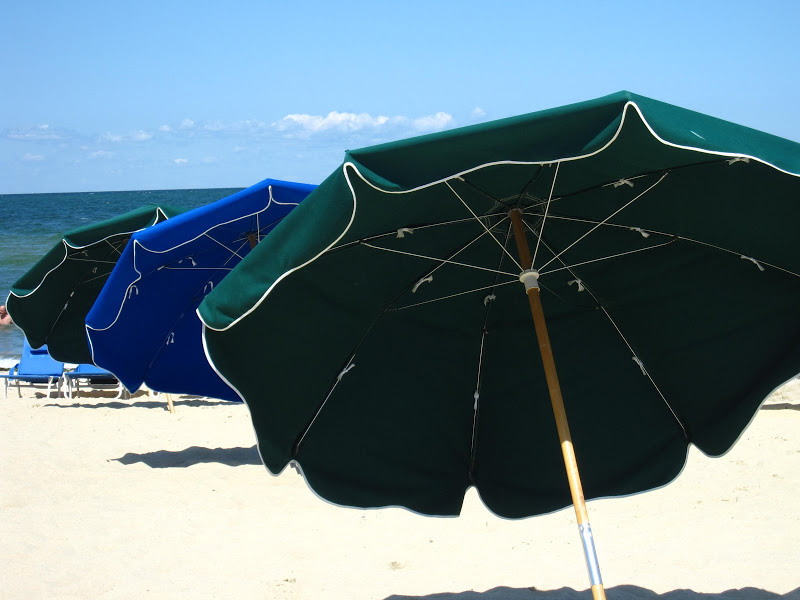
top-left (0, 188), bottom-right (242, 367)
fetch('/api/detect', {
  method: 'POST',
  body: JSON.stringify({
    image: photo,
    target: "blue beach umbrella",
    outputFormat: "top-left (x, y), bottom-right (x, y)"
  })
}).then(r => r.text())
top-left (85, 178), bottom-right (316, 401)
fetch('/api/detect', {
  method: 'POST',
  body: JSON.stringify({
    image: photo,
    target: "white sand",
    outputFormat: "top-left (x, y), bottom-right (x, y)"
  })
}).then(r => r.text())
top-left (1, 376), bottom-right (798, 600)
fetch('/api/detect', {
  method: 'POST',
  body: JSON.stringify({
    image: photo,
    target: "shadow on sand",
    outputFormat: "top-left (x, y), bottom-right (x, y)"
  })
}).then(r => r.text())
top-left (43, 396), bottom-right (236, 410)
top-left (385, 585), bottom-right (799, 600)
top-left (112, 445), bottom-right (261, 468)
top-left (761, 402), bottom-right (800, 412)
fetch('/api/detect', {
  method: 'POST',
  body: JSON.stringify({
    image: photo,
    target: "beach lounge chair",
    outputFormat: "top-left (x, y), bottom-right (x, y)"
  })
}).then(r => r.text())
top-left (63, 363), bottom-right (127, 399)
top-left (1, 339), bottom-right (64, 399)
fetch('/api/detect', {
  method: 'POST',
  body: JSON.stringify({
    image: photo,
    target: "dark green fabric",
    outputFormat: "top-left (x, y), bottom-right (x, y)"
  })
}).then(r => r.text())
top-left (8, 205), bottom-right (184, 363)
top-left (200, 91), bottom-right (800, 518)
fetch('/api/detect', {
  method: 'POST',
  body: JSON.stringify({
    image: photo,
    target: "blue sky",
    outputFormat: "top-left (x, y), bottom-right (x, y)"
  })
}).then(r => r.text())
top-left (2, 0), bottom-right (798, 194)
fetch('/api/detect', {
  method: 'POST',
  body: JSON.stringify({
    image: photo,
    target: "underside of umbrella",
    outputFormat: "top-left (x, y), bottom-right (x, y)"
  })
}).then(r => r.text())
top-left (200, 91), bottom-right (800, 517)
top-left (85, 179), bottom-right (316, 399)
top-left (7, 205), bottom-right (185, 363)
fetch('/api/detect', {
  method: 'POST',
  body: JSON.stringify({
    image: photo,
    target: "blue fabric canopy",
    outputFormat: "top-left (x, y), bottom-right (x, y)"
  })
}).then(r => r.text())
top-left (85, 178), bottom-right (316, 401)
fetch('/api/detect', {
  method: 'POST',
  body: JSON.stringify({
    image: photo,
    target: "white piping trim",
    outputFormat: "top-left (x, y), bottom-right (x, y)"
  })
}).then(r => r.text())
top-left (201, 324), bottom-right (248, 405)
top-left (198, 100), bottom-right (800, 332)
top-left (8, 211), bottom-right (164, 300)
top-left (200, 165), bottom-right (360, 332)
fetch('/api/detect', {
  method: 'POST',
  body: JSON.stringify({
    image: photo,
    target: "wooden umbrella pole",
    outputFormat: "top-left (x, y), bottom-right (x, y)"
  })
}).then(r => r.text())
top-left (509, 209), bottom-right (606, 600)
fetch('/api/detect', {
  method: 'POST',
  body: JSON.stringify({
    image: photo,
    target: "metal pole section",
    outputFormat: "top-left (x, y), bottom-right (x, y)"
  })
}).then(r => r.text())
top-left (509, 209), bottom-right (606, 600)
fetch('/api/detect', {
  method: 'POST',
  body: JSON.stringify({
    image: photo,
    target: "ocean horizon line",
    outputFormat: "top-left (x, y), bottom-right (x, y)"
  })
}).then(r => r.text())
top-left (0, 185), bottom-right (246, 197)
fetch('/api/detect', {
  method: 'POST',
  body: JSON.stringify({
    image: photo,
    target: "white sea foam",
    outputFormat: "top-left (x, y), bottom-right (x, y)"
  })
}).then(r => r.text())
top-left (0, 356), bottom-right (19, 369)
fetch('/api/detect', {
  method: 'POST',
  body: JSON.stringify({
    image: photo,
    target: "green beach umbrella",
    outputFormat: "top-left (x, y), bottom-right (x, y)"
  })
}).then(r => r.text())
top-left (7, 204), bottom-right (185, 364)
top-left (198, 91), bottom-right (800, 597)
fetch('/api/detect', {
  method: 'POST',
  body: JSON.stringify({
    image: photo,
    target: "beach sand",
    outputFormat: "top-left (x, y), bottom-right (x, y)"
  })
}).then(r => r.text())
top-left (1, 376), bottom-right (798, 600)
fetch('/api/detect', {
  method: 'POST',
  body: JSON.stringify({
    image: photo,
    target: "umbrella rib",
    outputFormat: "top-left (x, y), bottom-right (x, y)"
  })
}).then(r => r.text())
top-left (525, 156), bottom-right (729, 213)
top-left (79, 270), bottom-right (113, 285)
top-left (453, 177), bottom-right (523, 211)
top-left (673, 236), bottom-right (800, 278)
top-left (445, 181), bottom-right (524, 272)
top-left (598, 306), bottom-right (690, 440)
top-left (221, 236), bottom-right (254, 268)
top-left (538, 239), bottom-right (678, 277)
top-left (65, 257), bottom-right (119, 265)
top-left (469, 220), bottom-right (516, 479)
top-left (103, 238), bottom-right (127, 256)
top-left (392, 217), bottom-right (515, 300)
top-left (328, 216), bottom-right (505, 253)
top-left (143, 235), bottom-right (256, 384)
top-left (526, 213), bottom-right (666, 234)
top-left (254, 212), bottom-right (293, 238)
top-left (526, 214), bottom-right (800, 279)
top-left (524, 221), bottom-right (689, 439)
top-left (531, 161), bottom-right (560, 267)
top-left (293, 271), bottom-right (437, 458)
top-left (388, 280), bottom-right (518, 311)
top-left (202, 233), bottom-right (247, 261)
top-left (360, 242), bottom-right (519, 278)
top-left (295, 224), bottom-right (515, 456)
top-left (537, 172), bottom-right (669, 272)
top-left (162, 267), bottom-right (236, 272)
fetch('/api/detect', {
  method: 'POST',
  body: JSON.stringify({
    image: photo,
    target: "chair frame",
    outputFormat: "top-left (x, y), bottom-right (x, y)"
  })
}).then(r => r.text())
top-left (1, 341), bottom-right (64, 399)
top-left (63, 364), bottom-right (128, 399)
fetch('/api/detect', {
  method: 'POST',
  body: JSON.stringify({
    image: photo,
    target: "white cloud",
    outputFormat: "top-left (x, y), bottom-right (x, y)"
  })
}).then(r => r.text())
top-left (471, 107), bottom-right (487, 118)
top-left (273, 110), bottom-right (454, 137)
top-left (23, 153), bottom-right (45, 161)
top-left (174, 158), bottom-right (189, 164)
top-left (412, 112), bottom-right (454, 132)
top-left (90, 150), bottom-right (113, 158)
top-left (179, 118), bottom-right (195, 129)
top-left (131, 130), bottom-right (153, 142)
top-left (276, 111), bottom-right (394, 133)
top-left (7, 124), bottom-right (69, 141)
top-left (100, 130), bottom-right (152, 142)
top-left (159, 124), bottom-right (171, 132)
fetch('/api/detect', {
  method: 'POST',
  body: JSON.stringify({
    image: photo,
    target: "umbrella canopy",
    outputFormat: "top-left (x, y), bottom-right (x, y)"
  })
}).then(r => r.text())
top-left (198, 91), bottom-right (800, 591)
top-left (85, 179), bottom-right (316, 400)
top-left (7, 204), bottom-right (184, 363)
